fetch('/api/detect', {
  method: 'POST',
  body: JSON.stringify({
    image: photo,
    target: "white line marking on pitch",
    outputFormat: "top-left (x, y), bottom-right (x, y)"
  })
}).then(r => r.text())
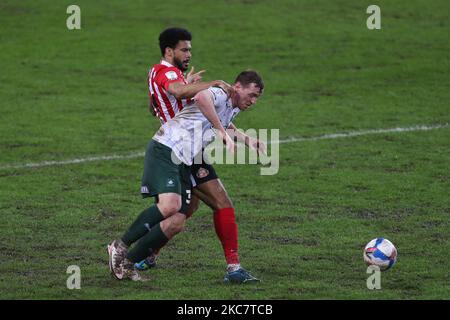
top-left (0, 124), bottom-right (448, 170)
top-left (276, 123), bottom-right (449, 144)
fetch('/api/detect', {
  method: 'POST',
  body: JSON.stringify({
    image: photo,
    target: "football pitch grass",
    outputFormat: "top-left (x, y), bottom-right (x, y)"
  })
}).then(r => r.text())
top-left (0, 0), bottom-right (449, 299)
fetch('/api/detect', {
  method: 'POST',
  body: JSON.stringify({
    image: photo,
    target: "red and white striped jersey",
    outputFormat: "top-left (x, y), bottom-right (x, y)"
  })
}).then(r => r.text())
top-left (148, 60), bottom-right (192, 124)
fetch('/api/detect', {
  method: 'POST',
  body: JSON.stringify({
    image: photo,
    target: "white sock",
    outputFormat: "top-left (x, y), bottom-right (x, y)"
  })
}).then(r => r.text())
top-left (227, 263), bottom-right (241, 272)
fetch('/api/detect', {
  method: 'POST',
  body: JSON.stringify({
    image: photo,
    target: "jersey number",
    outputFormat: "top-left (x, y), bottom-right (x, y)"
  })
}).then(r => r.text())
top-left (186, 190), bottom-right (191, 204)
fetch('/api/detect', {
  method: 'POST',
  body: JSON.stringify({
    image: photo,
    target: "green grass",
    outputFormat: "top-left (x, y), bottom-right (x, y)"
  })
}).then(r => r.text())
top-left (0, 0), bottom-right (449, 299)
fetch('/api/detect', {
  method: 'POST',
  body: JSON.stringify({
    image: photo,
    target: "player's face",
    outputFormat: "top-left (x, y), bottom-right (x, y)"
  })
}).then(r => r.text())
top-left (172, 40), bottom-right (192, 72)
top-left (235, 82), bottom-right (262, 110)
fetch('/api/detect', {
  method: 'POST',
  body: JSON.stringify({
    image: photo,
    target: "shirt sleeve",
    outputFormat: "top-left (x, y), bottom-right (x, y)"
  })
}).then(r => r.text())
top-left (208, 86), bottom-right (228, 106)
top-left (154, 67), bottom-right (185, 91)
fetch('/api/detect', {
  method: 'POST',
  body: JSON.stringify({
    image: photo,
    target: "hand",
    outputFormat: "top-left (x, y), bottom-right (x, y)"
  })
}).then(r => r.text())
top-left (248, 137), bottom-right (267, 156)
top-left (218, 129), bottom-right (236, 154)
top-left (215, 80), bottom-right (235, 98)
top-left (186, 66), bottom-right (205, 84)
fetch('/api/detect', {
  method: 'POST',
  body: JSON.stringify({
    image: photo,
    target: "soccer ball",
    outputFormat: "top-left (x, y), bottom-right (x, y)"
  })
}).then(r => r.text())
top-left (363, 238), bottom-right (397, 271)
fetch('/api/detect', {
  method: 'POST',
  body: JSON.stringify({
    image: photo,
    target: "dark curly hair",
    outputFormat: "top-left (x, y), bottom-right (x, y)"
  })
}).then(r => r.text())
top-left (159, 27), bottom-right (192, 56)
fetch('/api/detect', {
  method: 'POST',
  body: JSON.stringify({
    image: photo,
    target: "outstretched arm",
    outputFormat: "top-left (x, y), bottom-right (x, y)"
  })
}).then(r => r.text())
top-left (228, 122), bottom-right (267, 155)
top-left (168, 80), bottom-right (233, 100)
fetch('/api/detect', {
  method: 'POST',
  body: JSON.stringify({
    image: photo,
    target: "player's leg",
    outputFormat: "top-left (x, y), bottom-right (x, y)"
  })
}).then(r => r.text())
top-left (124, 161), bottom-right (191, 278)
top-left (108, 191), bottom-right (182, 281)
top-left (133, 161), bottom-right (203, 271)
top-left (193, 178), bottom-right (232, 209)
top-left (124, 199), bottom-right (183, 267)
top-left (108, 140), bottom-right (187, 280)
top-left (121, 192), bottom-right (181, 247)
top-left (187, 163), bottom-right (241, 271)
top-left (191, 163), bottom-right (240, 264)
top-left (191, 164), bottom-right (237, 265)
top-left (194, 179), bottom-right (259, 283)
top-left (123, 140), bottom-right (183, 243)
top-left (193, 178), bottom-right (238, 265)
top-left (134, 191), bottom-right (200, 271)
top-left (160, 212), bottom-right (187, 237)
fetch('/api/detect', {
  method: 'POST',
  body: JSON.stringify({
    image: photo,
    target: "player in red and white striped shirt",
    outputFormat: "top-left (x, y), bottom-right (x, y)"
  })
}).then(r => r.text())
top-left (148, 29), bottom-right (230, 124)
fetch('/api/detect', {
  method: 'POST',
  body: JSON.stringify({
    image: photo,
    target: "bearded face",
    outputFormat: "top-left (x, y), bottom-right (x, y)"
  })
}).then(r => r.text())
top-left (172, 40), bottom-right (191, 72)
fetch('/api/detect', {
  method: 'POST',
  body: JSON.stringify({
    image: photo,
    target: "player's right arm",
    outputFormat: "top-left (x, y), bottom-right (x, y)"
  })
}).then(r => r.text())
top-left (155, 66), bottom-right (234, 99)
top-left (167, 80), bottom-right (233, 100)
top-left (194, 90), bottom-right (235, 153)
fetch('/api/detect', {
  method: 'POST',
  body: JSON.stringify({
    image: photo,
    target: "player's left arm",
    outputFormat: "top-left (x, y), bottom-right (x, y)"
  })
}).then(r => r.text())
top-left (194, 90), bottom-right (235, 153)
top-left (228, 122), bottom-right (267, 155)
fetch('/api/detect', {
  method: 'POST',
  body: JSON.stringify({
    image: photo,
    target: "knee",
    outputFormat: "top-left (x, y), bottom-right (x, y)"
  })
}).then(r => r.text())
top-left (158, 199), bottom-right (181, 217)
top-left (167, 214), bottom-right (186, 235)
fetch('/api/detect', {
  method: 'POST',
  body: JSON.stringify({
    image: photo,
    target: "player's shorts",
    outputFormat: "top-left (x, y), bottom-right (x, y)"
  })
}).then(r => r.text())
top-left (141, 139), bottom-right (192, 214)
top-left (190, 152), bottom-right (219, 188)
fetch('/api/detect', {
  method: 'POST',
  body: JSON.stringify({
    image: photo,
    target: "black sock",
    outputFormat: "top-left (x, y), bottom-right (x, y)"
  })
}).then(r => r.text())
top-left (126, 223), bottom-right (169, 263)
top-left (121, 205), bottom-right (164, 246)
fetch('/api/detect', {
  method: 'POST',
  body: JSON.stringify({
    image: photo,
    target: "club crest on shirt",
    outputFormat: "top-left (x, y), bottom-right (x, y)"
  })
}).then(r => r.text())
top-left (196, 167), bottom-right (209, 179)
top-left (166, 178), bottom-right (175, 187)
top-left (165, 71), bottom-right (178, 80)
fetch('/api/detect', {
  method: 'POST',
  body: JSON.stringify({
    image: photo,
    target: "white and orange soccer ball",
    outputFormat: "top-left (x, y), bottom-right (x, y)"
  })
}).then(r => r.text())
top-left (363, 238), bottom-right (397, 271)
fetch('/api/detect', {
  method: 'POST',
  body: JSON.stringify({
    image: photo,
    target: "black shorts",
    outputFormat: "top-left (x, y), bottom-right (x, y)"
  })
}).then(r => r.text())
top-left (190, 159), bottom-right (218, 188)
